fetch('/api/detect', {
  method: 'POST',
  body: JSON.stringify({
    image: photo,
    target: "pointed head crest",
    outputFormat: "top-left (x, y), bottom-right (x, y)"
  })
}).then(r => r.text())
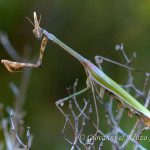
top-left (26, 12), bottom-right (43, 40)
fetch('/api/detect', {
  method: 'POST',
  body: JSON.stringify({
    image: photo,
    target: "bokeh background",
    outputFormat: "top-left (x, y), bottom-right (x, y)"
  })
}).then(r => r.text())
top-left (1, 0), bottom-right (150, 149)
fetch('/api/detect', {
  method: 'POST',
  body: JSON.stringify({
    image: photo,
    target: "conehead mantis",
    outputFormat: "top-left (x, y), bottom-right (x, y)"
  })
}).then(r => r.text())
top-left (1, 12), bottom-right (150, 128)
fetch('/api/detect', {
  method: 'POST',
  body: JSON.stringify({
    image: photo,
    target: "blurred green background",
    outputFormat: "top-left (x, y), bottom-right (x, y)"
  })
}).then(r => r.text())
top-left (1, 0), bottom-right (150, 149)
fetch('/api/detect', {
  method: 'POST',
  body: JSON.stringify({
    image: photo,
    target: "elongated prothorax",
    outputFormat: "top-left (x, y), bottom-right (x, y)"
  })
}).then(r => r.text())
top-left (42, 30), bottom-right (89, 66)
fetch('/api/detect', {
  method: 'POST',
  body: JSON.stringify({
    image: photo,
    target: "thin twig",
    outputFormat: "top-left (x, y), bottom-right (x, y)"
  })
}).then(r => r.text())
top-left (10, 110), bottom-right (26, 148)
top-left (0, 31), bottom-right (23, 62)
top-left (62, 115), bottom-right (74, 145)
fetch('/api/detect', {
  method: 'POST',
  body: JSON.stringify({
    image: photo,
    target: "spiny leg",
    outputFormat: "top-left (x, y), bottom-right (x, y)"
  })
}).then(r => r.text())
top-left (1, 59), bottom-right (35, 72)
top-left (1, 35), bottom-right (48, 72)
top-left (35, 35), bottom-right (48, 67)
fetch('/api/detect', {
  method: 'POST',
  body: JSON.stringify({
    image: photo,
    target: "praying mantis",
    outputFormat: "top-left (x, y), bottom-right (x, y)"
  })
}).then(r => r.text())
top-left (1, 12), bottom-right (150, 127)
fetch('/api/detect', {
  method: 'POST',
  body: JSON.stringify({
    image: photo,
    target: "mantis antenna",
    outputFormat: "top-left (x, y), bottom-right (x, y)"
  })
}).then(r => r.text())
top-left (25, 17), bottom-right (34, 27)
top-left (39, 14), bottom-right (41, 25)
top-left (25, 13), bottom-right (42, 28)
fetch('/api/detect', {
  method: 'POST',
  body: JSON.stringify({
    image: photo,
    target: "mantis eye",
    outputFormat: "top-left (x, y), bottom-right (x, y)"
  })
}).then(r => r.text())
top-left (32, 29), bottom-right (42, 40)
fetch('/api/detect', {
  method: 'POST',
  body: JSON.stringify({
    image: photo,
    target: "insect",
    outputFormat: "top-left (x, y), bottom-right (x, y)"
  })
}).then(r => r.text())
top-left (1, 12), bottom-right (150, 127)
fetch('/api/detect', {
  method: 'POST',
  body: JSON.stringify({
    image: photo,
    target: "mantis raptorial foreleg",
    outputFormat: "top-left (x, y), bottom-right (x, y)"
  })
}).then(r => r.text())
top-left (1, 35), bottom-right (48, 72)
top-left (35, 35), bottom-right (48, 67)
top-left (1, 12), bottom-right (48, 72)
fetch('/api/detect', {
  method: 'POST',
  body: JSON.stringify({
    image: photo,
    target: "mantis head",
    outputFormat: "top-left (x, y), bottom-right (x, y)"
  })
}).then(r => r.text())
top-left (26, 12), bottom-right (43, 40)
